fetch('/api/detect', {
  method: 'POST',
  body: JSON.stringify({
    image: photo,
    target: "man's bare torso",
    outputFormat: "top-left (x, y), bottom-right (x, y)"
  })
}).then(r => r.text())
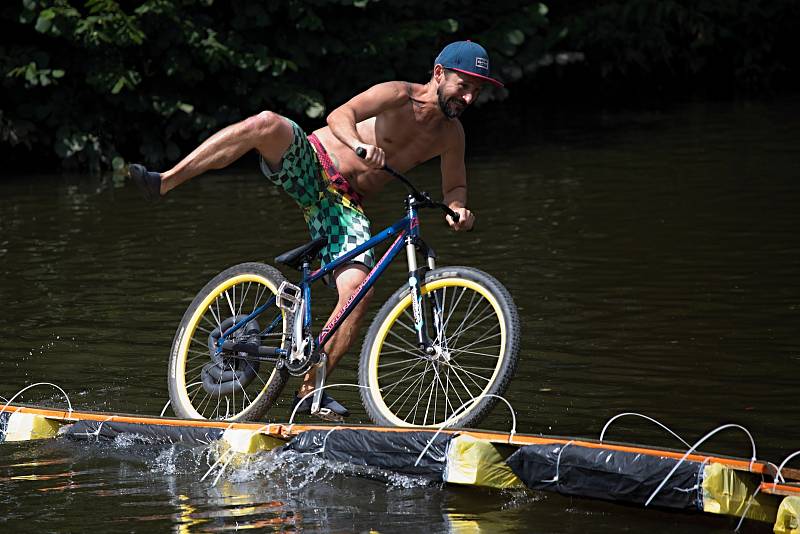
top-left (312, 82), bottom-right (458, 200)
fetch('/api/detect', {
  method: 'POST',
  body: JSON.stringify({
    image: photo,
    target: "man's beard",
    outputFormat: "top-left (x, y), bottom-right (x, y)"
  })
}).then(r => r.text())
top-left (438, 88), bottom-right (467, 118)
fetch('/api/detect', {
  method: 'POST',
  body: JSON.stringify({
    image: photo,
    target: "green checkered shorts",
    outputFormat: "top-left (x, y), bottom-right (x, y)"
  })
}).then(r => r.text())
top-left (259, 120), bottom-right (375, 269)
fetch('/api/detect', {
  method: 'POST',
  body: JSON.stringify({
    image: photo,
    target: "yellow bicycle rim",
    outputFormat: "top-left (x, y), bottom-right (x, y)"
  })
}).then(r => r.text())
top-left (172, 274), bottom-right (284, 420)
top-left (367, 278), bottom-right (507, 427)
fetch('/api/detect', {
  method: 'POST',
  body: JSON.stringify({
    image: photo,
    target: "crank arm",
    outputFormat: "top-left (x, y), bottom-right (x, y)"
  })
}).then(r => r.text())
top-left (310, 352), bottom-right (327, 415)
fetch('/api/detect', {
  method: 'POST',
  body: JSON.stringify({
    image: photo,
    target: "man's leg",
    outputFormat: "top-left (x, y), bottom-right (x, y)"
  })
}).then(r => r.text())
top-left (143, 111), bottom-right (295, 196)
top-left (298, 264), bottom-right (374, 398)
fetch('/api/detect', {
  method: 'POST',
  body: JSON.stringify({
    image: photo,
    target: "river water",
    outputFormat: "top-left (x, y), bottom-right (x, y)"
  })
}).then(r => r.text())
top-left (1, 99), bottom-right (798, 532)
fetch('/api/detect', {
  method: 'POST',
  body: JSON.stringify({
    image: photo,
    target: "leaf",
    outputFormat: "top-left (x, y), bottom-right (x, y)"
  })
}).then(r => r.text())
top-left (52, 69), bottom-right (65, 78)
top-left (538, 3), bottom-right (548, 16)
top-left (507, 29), bottom-right (525, 46)
top-left (111, 156), bottom-right (125, 171)
top-left (177, 102), bottom-right (194, 114)
top-left (24, 63), bottom-right (37, 84)
top-left (35, 13), bottom-right (53, 33)
top-left (111, 76), bottom-right (126, 94)
top-left (305, 101), bottom-right (325, 119)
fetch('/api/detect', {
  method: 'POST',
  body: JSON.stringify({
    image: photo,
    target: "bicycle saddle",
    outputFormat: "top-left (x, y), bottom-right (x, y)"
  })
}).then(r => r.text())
top-left (275, 236), bottom-right (327, 270)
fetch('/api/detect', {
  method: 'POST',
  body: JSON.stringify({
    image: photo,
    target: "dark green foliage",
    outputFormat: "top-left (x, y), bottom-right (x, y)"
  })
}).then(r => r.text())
top-left (549, 0), bottom-right (800, 96)
top-left (1, 0), bottom-right (797, 171)
top-left (1, 0), bottom-right (552, 171)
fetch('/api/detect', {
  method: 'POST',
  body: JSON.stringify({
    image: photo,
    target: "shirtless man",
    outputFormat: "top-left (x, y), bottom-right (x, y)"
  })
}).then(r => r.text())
top-left (129, 41), bottom-right (503, 418)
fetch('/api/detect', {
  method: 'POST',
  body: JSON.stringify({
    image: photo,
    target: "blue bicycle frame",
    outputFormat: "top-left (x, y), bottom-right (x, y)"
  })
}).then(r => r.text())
top-left (216, 193), bottom-right (435, 359)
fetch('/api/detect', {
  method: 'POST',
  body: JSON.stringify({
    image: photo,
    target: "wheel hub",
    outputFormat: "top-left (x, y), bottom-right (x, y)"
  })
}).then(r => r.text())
top-left (428, 345), bottom-right (451, 362)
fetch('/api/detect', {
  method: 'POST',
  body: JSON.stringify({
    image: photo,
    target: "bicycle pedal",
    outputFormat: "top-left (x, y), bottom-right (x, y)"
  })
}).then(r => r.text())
top-left (312, 408), bottom-right (345, 423)
top-left (276, 281), bottom-right (302, 313)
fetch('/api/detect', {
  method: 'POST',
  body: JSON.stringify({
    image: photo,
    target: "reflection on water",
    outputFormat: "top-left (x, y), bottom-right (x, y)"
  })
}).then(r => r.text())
top-left (0, 437), bottom-right (735, 533)
top-left (1, 98), bottom-right (799, 531)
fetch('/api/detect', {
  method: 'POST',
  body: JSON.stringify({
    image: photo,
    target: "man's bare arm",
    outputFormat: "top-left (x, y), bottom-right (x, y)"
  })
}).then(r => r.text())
top-left (326, 81), bottom-right (408, 167)
top-left (440, 122), bottom-right (474, 231)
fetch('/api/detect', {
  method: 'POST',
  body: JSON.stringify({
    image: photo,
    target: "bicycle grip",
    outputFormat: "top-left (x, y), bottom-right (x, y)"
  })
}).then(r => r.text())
top-left (447, 208), bottom-right (461, 224)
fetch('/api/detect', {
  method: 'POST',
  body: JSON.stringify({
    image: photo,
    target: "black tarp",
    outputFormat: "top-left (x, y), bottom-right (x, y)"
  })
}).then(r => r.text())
top-left (282, 429), bottom-right (453, 478)
top-left (63, 420), bottom-right (224, 445)
top-left (506, 443), bottom-right (703, 510)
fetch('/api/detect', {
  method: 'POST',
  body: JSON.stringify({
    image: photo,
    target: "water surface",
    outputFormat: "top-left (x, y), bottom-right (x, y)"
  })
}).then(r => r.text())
top-left (1, 98), bottom-right (798, 532)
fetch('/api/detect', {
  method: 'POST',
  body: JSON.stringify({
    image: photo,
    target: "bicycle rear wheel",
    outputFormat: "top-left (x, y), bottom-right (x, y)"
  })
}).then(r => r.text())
top-left (359, 266), bottom-right (520, 428)
top-left (168, 262), bottom-right (289, 421)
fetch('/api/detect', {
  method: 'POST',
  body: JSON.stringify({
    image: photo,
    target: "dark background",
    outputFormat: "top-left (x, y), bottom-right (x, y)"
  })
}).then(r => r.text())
top-left (2, 0), bottom-right (799, 172)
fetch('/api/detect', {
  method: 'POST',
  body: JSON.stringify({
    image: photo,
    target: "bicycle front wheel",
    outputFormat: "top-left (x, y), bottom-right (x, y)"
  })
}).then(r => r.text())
top-left (359, 266), bottom-right (520, 428)
top-left (168, 262), bottom-right (290, 421)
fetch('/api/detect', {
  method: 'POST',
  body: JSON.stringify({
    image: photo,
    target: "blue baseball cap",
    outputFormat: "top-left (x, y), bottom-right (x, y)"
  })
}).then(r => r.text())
top-left (434, 40), bottom-right (503, 87)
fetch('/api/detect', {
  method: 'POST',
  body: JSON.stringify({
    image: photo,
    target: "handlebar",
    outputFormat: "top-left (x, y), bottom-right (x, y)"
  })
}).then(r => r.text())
top-left (355, 147), bottom-right (460, 223)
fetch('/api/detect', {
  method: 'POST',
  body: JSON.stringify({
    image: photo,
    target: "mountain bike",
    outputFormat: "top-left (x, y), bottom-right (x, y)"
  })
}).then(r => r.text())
top-left (167, 163), bottom-right (520, 428)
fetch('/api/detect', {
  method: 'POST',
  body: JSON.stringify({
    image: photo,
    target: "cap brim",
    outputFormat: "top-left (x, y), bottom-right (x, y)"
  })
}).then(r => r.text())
top-left (448, 67), bottom-right (504, 88)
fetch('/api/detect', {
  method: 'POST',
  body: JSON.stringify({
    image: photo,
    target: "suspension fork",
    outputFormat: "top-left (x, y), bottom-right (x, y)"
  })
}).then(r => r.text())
top-left (405, 199), bottom-right (439, 350)
top-left (422, 243), bottom-right (447, 345)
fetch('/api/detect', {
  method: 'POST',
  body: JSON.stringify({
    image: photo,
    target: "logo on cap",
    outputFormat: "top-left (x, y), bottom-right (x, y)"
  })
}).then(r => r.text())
top-left (434, 40), bottom-right (504, 87)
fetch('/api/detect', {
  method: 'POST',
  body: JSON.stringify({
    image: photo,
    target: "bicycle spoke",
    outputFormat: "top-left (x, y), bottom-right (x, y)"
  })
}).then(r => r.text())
top-left (450, 307), bottom-right (496, 341)
top-left (253, 283), bottom-right (267, 311)
top-left (186, 348), bottom-right (211, 360)
top-left (442, 288), bottom-right (474, 340)
top-left (423, 362), bottom-right (437, 426)
top-left (447, 363), bottom-right (497, 371)
top-left (238, 281), bottom-right (252, 318)
top-left (449, 329), bottom-right (502, 355)
top-left (378, 355), bottom-right (427, 368)
top-left (376, 347), bottom-right (420, 357)
top-left (396, 310), bottom-right (418, 335)
top-left (447, 360), bottom-right (481, 406)
top-left (379, 362), bottom-right (428, 381)
top-left (430, 362), bottom-right (448, 425)
top-left (449, 347), bottom-right (502, 359)
top-left (211, 297), bottom-right (223, 331)
top-left (450, 341), bottom-right (502, 353)
top-left (381, 339), bottom-right (422, 356)
top-left (444, 365), bottom-right (464, 418)
top-left (185, 360), bottom-right (210, 377)
top-left (440, 286), bottom-right (469, 339)
top-left (383, 365), bottom-right (429, 399)
top-left (408, 365), bottom-right (434, 424)
top-left (446, 359), bottom-right (491, 388)
top-left (194, 323), bottom-right (215, 337)
top-left (211, 369), bottom-right (223, 419)
top-left (386, 325), bottom-right (421, 350)
top-left (447, 303), bottom-right (495, 348)
top-left (387, 364), bottom-right (429, 413)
